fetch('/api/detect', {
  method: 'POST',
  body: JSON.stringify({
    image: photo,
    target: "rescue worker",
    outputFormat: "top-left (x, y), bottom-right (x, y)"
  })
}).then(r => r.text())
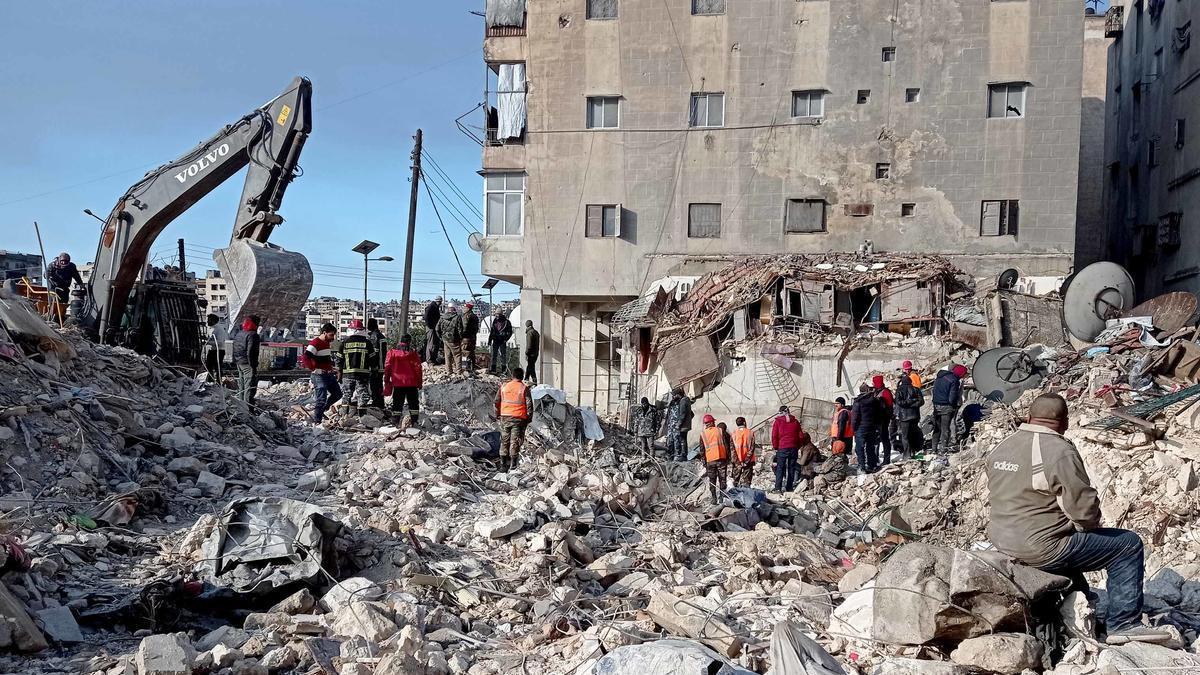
top-left (495, 367), bottom-right (534, 472)
top-left (730, 416), bottom-right (756, 487)
top-left (988, 394), bottom-right (1170, 646)
top-left (340, 319), bottom-right (375, 416)
top-left (771, 405), bottom-right (804, 492)
top-left (232, 315), bottom-right (261, 406)
top-left (438, 305), bottom-right (463, 375)
top-left (46, 252), bottom-right (84, 307)
top-left (895, 370), bottom-right (925, 457)
top-left (665, 388), bottom-right (694, 461)
top-left (902, 360), bottom-right (922, 387)
top-left (203, 314), bottom-right (228, 383)
top-left (460, 302), bottom-right (480, 374)
top-left (631, 397), bottom-right (659, 455)
top-left (830, 397), bottom-right (854, 452)
top-left (383, 334), bottom-right (423, 428)
top-left (811, 440), bottom-right (849, 491)
top-left (303, 322), bottom-right (342, 423)
top-left (872, 375), bottom-right (896, 465)
top-left (524, 320), bottom-right (540, 384)
top-left (423, 297), bottom-right (443, 364)
top-left (851, 383), bottom-right (883, 473)
top-left (700, 414), bottom-right (729, 504)
top-left (932, 364), bottom-right (967, 453)
top-left (487, 309), bottom-right (513, 375)
top-left (366, 318), bottom-right (387, 409)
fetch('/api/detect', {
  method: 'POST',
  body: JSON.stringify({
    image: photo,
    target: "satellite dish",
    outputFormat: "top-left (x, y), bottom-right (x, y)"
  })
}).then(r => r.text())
top-left (467, 232), bottom-right (484, 252)
top-left (972, 347), bottom-right (1047, 404)
top-left (997, 268), bottom-right (1020, 290)
top-left (1061, 262), bottom-right (1135, 342)
top-left (1124, 291), bottom-right (1200, 335)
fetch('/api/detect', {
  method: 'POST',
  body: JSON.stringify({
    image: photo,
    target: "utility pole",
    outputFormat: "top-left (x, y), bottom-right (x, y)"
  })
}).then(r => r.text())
top-left (177, 238), bottom-right (187, 278)
top-left (398, 129), bottom-right (423, 336)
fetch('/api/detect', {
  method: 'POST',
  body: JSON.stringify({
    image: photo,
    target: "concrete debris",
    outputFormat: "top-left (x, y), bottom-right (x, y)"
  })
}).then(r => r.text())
top-left (592, 639), bottom-right (754, 675)
top-left (134, 633), bottom-right (195, 675)
top-left (949, 632), bottom-right (1043, 674)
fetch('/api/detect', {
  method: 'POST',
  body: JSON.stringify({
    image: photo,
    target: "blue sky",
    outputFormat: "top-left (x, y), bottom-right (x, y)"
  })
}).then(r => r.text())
top-left (0, 1), bottom-right (506, 302)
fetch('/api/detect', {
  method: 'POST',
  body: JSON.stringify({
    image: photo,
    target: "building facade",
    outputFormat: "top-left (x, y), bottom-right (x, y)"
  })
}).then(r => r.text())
top-left (0, 250), bottom-right (43, 284)
top-left (477, 0), bottom-right (1086, 412)
top-left (1103, 0), bottom-right (1199, 298)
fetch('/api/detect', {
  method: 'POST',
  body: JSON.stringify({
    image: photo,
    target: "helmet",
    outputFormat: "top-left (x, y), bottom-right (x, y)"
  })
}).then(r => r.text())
top-left (447, 305), bottom-right (458, 313)
top-left (953, 364), bottom-right (968, 378)
top-left (902, 360), bottom-right (913, 370)
top-left (434, 296), bottom-right (443, 302)
top-left (348, 319), bottom-right (364, 330)
top-left (702, 414), bottom-right (715, 424)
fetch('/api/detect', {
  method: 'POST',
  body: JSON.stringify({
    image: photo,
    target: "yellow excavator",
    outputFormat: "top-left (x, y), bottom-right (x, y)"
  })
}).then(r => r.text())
top-left (81, 77), bottom-right (314, 364)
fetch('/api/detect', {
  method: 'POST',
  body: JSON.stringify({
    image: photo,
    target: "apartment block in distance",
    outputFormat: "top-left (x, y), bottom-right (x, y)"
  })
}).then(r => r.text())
top-left (476, 0), bottom-right (1086, 413)
top-left (1103, 0), bottom-right (1199, 298)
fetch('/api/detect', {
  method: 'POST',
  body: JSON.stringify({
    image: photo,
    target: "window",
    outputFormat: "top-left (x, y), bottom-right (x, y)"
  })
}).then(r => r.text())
top-left (587, 0), bottom-right (617, 20)
top-left (905, 88), bottom-right (921, 103)
top-left (1149, 139), bottom-right (1160, 168)
top-left (791, 90), bottom-right (825, 118)
top-left (901, 203), bottom-right (916, 217)
top-left (785, 199), bottom-right (827, 234)
top-left (691, 0), bottom-right (725, 15)
top-left (876, 163), bottom-right (891, 180)
top-left (689, 92), bottom-right (725, 127)
top-left (1152, 48), bottom-right (1164, 80)
top-left (980, 200), bottom-right (1019, 237)
top-left (987, 83), bottom-right (1026, 118)
top-left (586, 205), bottom-right (621, 238)
top-left (882, 47), bottom-right (896, 62)
top-left (688, 203), bottom-right (721, 238)
top-left (857, 90), bottom-right (871, 104)
top-left (1177, 119), bottom-right (1187, 149)
top-left (587, 96), bottom-right (620, 128)
top-left (485, 173), bottom-right (525, 236)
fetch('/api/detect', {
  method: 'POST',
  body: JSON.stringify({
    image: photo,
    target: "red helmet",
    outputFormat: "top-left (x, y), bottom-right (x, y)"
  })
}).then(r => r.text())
top-left (902, 360), bottom-right (913, 370)
top-left (702, 414), bottom-right (715, 424)
top-left (348, 319), bottom-right (364, 330)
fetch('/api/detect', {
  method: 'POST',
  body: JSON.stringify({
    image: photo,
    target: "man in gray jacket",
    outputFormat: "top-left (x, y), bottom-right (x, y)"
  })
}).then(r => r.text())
top-left (987, 394), bottom-right (1168, 646)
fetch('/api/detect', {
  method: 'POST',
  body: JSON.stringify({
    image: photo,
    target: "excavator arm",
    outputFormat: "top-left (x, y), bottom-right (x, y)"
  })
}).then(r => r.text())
top-left (85, 76), bottom-right (314, 340)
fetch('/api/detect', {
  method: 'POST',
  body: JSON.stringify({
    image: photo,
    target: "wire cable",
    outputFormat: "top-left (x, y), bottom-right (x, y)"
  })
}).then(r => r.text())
top-left (419, 171), bottom-right (476, 299)
top-left (421, 149), bottom-right (483, 218)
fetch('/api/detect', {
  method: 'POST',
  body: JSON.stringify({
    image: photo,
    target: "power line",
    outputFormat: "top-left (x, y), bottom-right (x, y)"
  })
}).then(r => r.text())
top-left (419, 171), bottom-right (476, 298)
top-left (421, 148), bottom-right (483, 218)
top-left (421, 170), bottom-right (478, 235)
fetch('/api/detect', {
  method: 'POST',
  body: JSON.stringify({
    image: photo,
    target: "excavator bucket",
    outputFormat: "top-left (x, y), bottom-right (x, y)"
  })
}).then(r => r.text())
top-left (213, 240), bottom-right (313, 331)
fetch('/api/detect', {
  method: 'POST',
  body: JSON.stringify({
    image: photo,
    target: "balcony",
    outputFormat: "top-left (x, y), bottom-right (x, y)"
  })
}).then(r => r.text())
top-left (1105, 5), bottom-right (1124, 38)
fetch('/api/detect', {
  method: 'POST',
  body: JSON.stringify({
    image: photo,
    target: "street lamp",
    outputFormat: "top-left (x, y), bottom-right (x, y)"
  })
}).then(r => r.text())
top-left (83, 209), bottom-right (106, 225)
top-left (352, 240), bottom-right (393, 325)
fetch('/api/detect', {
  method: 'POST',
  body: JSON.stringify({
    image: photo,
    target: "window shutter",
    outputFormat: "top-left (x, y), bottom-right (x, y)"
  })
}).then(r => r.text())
top-left (613, 204), bottom-right (623, 237)
top-left (586, 205), bottom-right (603, 238)
top-left (688, 203), bottom-right (721, 238)
top-left (981, 201), bottom-right (1001, 236)
top-left (1007, 200), bottom-right (1019, 237)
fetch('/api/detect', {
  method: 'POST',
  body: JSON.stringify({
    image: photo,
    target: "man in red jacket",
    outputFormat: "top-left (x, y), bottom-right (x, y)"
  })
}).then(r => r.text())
top-left (771, 406), bottom-right (807, 492)
top-left (383, 334), bottom-right (424, 428)
top-left (872, 375), bottom-right (896, 465)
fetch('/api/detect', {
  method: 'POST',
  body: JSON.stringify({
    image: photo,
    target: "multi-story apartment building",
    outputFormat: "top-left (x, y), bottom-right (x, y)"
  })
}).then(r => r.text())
top-left (1103, 0), bottom-right (1199, 298)
top-left (475, 0), bottom-right (1087, 412)
top-left (0, 250), bottom-right (43, 284)
top-left (197, 269), bottom-right (229, 317)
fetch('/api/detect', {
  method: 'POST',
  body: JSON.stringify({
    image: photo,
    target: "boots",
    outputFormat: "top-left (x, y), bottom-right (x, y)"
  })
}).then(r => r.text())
top-left (498, 456), bottom-right (510, 472)
top-left (409, 413), bottom-right (419, 428)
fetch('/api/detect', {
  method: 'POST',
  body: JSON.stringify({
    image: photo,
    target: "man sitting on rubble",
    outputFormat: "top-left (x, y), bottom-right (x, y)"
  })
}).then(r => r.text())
top-left (988, 394), bottom-right (1170, 646)
top-left (700, 414), bottom-right (729, 504)
top-left (303, 322), bottom-right (342, 424)
top-left (730, 416), bottom-right (756, 487)
top-left (811, 440), bottom-right (848, 491)
top-left (495, 367), bottom-right (534, 472)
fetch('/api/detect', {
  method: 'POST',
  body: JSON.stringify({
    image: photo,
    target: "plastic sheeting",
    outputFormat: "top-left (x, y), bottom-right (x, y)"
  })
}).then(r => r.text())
top-left (593, 640), bottom-right (754, 675)
top-left (769, 621), bottom-right (846, 675)
top-left (485, 0), bottom-right (525, 27)
top-left (497, 63), bottom-right (527, 140)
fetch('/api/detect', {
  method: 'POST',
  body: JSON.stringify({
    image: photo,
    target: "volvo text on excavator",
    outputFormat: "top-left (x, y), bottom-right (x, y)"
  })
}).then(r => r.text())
top-left (82, 76), bottom-right (315, 364)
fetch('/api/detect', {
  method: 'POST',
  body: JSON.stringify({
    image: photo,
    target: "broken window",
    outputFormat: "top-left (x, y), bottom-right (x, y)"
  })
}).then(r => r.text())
top-left (876, 163), bottom-right (891, 180)
top-left (791, 90), bottom-right (825, 118)
top-left (688, 203), bottom-right (721, 238)
top-left (485, 173), bottom-right (525, 236)
top-left (692, 0), bottom-right (725, 16)
top-left (882, 47), bottom-right (896, 62)
top-left (587, 0), bottom-right (617, 20)
top-left (587, 96), bottom-right (620, 128)
top-left (857, 90), bottom-right (871, 104)
top-left (785, 199), bottom-right (827, 234)
top-left (586, 204), bottom-right (622, 238)
top-left (1177, 119), bottom-right (1187, 149)
top-left (905, 88), bottom-right (921, 103)
top-left (988, 83), bottom-right (1026, 118)
top-left (491, 63), bottom-right (527, 141)
top-left (980, 200), bottom-right (1019, 237)
top-left (689, 92), bottom-right (725, 127)
top-left (902, 203), bottom-right (916, 217)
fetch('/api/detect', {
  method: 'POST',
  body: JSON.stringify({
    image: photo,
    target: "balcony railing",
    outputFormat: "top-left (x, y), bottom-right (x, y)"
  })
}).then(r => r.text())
top-left (1106, 5), bottom-right (1124, 38)
top-left (486, 24), bottom-right (526, 38)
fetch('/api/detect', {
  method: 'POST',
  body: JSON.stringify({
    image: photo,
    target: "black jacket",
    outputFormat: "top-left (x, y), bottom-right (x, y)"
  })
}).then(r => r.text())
top-left (489, 317), bottom-right (513, 346)
top-left (525, 327), bottom-right (540, 358)
top-left (423, 302), bottom-right (441, 330)
top-left (851, 391), bottom-right (884, 429)
top-left (894, 377), bottom-right (924, 421)
top-left (461, 312), bottom-right (480, 337)
top-left (232, 329), bottom-right (261, 366)
top-left (932, 371), bottom-right (963, 407)
top-left (48, 261), bottom-right (83, 290)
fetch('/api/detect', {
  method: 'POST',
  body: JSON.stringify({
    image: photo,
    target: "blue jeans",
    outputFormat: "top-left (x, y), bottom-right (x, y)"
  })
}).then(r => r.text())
top-left (311, 372), bottom-right (343, 422)
top-left (855, 428), bottom-right (879, 473)
top-left (1038, 528), bottom-right (1145, 632)
top-left (773, 448), bottom-right (798, 491)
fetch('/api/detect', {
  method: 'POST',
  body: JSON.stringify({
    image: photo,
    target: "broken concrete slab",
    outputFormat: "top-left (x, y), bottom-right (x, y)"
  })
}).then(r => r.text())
top-left (871, 658), bottom-right (970, 675)
top-left (328, 601), bottom-right (398, 643)
top-left (584, 551), bottom-right (634, 586)
top-left (646, 590), bottom-right (743, 658)
top-left (949, 633), bottom-right (1042, 674)
top-left (196, 470), bottom-right (226, 497)
top-left (1096, 641), bottom-right (1200, 671)
top-left (828, 582), bottom-right (874, 641)
top-left (34, 606), bottom-right (83, 643)
top-left (0, 580), bottom-right (48, 652)
top-left (321, 577), bottom-right (382, 613)
top-left (592, 639), bottom-right (754, 675)
top-left (836, 563), bottom-right (877, 594)
top-left (195, 625), bottom-right (251, 652)
top-left (269, 588), bottom-right (316, 615)
top-left (475, 515), bottom-right (524, 539)
top-left (135, 633), bottom-right (196, 675)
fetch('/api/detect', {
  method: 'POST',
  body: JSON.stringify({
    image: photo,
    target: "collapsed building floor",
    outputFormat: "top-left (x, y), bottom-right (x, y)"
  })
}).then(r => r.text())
top-left (2, 273), bottom-right (1200, 674)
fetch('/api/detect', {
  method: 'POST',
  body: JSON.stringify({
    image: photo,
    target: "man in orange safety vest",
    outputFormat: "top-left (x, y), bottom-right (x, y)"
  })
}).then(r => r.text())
top-left (494, 367), bottom-right (534, 472)
top-left (700, 414), bottom-right (730, 504)
top-left (730, 416), bottom-right (756, 487)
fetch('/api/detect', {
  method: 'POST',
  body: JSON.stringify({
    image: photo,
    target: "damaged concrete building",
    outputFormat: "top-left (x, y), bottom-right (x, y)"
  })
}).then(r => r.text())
top-left (475, 0), bottom-right (1088, 413)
